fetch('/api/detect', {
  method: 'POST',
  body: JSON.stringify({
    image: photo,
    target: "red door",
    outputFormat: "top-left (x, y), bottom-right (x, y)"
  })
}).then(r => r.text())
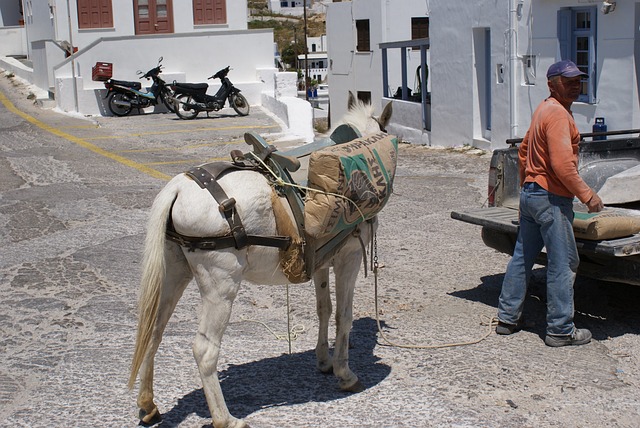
top-left (134, 0), bottom-right (174, 35)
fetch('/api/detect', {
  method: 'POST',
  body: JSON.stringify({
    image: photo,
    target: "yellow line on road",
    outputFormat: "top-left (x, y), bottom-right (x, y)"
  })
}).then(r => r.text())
top-left (84, 124), bottom-right (278, 140)
top-left (145, 156), bottom-right (229, 166)
top-left (118, 138), bottom-right (245, 153)
top-left (0, 90), bottom-right (171, 181)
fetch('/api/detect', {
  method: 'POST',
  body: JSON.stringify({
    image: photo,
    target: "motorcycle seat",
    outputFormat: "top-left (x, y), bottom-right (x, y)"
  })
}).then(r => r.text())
top-left (110, 79), bottom-right (142, 90)
top-left (173, 82), bottom-right (208, 92)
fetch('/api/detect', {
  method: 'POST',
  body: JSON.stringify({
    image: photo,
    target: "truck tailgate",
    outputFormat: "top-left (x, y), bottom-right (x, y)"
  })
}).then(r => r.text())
top-left (451, 207), bottom-right (640, 257)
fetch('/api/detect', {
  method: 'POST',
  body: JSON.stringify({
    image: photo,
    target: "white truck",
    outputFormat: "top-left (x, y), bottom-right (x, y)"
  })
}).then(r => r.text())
top-left (451, 129), bottom-right (640, 285)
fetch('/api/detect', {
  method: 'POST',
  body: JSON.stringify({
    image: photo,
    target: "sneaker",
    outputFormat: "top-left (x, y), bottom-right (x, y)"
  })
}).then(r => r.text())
top-left (544, 328), bottom-right (592, 347)
top-left (496, 320), bottom-right (523, 335)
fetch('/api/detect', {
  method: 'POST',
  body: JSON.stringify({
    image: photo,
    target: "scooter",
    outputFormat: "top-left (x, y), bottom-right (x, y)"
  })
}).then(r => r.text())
top-left (104, 57), bottom-right (175, 116)
top-left (170, 66), bottom-right (250, 120)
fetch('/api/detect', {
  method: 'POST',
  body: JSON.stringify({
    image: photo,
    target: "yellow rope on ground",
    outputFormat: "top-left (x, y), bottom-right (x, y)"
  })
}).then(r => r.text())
top-left (232, 318), bottom-right (306, 342)
top-left (372, 259), bottom-right (499, 349)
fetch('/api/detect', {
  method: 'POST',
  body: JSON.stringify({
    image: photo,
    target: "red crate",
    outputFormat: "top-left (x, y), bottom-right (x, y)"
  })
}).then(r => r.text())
top-left (92, 62), bottom-right (112, 81)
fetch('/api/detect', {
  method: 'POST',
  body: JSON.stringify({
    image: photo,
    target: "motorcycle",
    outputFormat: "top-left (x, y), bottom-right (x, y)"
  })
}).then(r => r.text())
top-left (170, 66), bottom-right (250, 120)
top-left (103, 57), bottom-right (175, 117)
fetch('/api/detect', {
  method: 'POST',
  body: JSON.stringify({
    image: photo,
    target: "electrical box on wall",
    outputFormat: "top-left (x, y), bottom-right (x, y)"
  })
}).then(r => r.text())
top-left (523, 55), bottom-right (537, 85)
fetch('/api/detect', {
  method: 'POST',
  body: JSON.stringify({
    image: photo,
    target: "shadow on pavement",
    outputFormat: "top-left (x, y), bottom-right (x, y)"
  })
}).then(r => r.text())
top-left (153, 317), bottom-right (390, 426)
top-left (449, 269), bottom-right (640, 341)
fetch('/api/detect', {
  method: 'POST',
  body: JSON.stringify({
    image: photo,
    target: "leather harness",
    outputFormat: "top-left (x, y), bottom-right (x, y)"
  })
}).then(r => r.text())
top-left (165, 161), bottom-right (294, 252)
top-left (165, 128), bottom-right (372, 278)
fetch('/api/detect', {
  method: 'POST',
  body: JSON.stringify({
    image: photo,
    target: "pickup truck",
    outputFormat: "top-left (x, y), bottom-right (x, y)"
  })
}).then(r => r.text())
top-left (451, 130), bottom-right (640, 286)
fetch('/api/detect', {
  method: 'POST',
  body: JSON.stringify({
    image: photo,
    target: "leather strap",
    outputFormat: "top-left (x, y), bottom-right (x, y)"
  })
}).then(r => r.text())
top-left (186, 165), bottom-right (249, 249)
top-left (166, 222), bottom-right (291, 252)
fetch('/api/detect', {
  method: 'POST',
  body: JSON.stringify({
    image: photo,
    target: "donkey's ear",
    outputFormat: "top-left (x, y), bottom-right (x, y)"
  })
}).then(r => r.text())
top-left (379, 101), bottom-right (393, 129)
top-left (347, 91), bottom-right (357, 110)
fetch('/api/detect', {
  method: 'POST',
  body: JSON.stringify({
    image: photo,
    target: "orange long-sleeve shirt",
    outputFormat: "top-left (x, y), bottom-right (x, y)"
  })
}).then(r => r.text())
top-left (518, 97), bottom-right (594, 204)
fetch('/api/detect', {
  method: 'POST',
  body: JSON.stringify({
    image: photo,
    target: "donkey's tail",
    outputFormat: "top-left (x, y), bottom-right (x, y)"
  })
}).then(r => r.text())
top-left (128, 177), bottom-right (180, 389)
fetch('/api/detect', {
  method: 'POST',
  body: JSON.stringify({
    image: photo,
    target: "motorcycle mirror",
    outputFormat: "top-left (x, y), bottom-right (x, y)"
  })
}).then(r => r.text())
top-left (158, 56), bottom-right (163, 64)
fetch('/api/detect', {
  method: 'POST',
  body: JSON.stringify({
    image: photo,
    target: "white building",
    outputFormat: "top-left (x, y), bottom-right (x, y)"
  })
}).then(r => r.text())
top-left (269, 0), bottom-right (326, 17)
top-left (297, 35), bottom-right (328, 83)
top-left (0, 0), bottom-right (305, 128)
top-left (327, 0), bottom-right (640, 151)
top-left (326, 0), bottom-right (430, 142)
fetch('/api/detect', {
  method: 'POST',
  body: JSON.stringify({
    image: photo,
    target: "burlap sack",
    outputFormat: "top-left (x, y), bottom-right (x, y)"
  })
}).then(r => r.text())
top-left (304, 132), bottom-right (398, 238)
top-left (573, 211), bottom-right (640, 240)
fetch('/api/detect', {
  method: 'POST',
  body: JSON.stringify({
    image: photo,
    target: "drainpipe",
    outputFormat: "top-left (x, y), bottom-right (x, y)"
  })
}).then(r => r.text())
top-left (509, 0), bottom-right (519, 138)
top-left (65, 0), bottom-right (78, 112)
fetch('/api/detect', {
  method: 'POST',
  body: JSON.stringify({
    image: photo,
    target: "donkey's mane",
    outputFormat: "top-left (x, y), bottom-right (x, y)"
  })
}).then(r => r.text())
top-left (334, 99), bottom-right (376, 134)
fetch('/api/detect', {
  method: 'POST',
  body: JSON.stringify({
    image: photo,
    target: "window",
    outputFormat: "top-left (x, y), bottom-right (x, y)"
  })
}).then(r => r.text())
top-left (193, 0), bottom-right (226, 25)
top-left (411, 17), bottom-right (429, 40)
top-left (557, 7), bottom-right (596, 103)
top-left (356, 19), bottom-right (370, 52)
top-left (357, 91), bottom-right (371, 105)
top-left (77, 0), bottom-right (113, 29)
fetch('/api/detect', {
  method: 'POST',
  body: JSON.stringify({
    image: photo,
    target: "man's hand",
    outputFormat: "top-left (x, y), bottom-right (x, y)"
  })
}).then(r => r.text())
top-left (586, 193), bottom-right (604, 213)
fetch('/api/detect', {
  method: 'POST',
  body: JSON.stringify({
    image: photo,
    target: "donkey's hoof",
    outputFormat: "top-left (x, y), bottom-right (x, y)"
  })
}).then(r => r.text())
top-left (139, 406), bottom-right (161, 425)
top-left (317, 362), bottom-right (333, 374)
top-left (340, 379), bottom-right (365, 393)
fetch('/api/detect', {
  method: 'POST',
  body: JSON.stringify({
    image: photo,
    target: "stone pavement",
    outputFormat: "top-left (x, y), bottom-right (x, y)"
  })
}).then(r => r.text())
top-left (2, 72), bottom-right (640, 428)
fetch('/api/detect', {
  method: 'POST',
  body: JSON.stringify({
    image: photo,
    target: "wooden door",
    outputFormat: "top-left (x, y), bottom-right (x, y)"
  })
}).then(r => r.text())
top-left (134, 0), bottom-right (174, 35)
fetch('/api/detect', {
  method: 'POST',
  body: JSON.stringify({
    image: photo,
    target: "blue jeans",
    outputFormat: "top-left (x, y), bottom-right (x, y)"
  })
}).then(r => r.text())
top-left (497, 182), bottom-right (580, 336)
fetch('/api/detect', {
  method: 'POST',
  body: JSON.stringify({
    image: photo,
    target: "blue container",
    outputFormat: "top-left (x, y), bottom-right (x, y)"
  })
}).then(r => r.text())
top-left (593, 117), bottom-right (607, 141)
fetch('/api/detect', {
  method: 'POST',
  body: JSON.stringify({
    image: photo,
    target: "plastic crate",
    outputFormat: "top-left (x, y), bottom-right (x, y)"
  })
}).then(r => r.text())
top-left (92, 62), bottom-right (113, 81)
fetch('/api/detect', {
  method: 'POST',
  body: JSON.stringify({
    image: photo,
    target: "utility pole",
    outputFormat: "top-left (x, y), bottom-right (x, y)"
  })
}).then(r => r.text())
top-left (303, 0), bottom-right (309, 101)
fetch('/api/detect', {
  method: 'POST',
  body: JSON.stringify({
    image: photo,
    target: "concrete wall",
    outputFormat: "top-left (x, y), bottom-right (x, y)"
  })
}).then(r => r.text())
top-left (327, 0), bottom-right (429, 129)
top-left (430, 0), bottom-right (640, 150)
top-left (0, 26), bottom-right (26, 56)
top-left (328, 0), bottom-right (640, 150)
top-left (52, 29), bottom-right (277, 115)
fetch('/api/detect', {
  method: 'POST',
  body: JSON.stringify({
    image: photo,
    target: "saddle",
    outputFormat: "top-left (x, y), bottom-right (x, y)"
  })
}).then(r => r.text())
top-left (166, 125), bottom-right (370, 282)
top-left (109, 79), bottom-right (142, 90)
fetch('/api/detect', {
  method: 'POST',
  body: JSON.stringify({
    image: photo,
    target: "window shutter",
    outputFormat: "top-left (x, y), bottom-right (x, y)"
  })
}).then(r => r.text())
top-left (356, 20), bottom-right (370, 52)
top-left (77, 0), bottom-right (113, 29)
top-left (194, 0), bottom-right (226, 25)
top-left (557, 9), bottom-right (571, 60)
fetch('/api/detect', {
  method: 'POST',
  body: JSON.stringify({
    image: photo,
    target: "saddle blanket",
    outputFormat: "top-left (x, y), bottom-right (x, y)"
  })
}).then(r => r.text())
top-left (305, 132), bottom-right (399, 238)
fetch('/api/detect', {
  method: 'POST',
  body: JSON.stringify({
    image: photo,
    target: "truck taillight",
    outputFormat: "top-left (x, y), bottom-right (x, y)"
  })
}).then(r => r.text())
top-left (488, 166), bottom-right (497, 207)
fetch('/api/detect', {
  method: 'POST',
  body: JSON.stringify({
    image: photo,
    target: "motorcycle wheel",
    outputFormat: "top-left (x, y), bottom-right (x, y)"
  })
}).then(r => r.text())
top-left (175, 94), bottom-right (199, 120)
top-left (230, 93), bottom-right (250, 116)
top-left (161, 87), bottom-right (176, 113)
top-left (108, 93), bottom-right (133, 117)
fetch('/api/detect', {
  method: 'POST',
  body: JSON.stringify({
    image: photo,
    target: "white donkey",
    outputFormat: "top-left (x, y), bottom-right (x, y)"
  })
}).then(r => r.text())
top-left (129, 93), bottom-right (393, 428)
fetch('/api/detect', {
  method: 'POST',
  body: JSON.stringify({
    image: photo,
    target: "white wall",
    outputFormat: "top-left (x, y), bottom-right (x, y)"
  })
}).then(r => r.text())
top-left (327, 0), bottom-right (429, 128)
top-left (430, 0), bottom-right (640, 150)
top-left (0, 26), bottom-right (26, 56)
top-left (52, 29), bottom-right (276, 115)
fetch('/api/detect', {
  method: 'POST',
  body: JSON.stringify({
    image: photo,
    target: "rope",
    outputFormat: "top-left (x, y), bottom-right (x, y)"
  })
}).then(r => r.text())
top-left (232, 318), bottom-right (306, 343)
top-left (372, 233), bottom-right (499, 349)
top-left (246, 151), bottom-right (368, 224)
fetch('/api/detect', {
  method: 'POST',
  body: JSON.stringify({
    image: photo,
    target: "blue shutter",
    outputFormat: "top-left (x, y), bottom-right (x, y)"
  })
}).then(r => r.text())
top-left (557, 9), bottom-right (571, 60)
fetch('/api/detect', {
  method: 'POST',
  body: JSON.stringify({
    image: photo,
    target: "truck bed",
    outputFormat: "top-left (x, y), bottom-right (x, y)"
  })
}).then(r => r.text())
top-left (451, 207), bottom-right (640, 257)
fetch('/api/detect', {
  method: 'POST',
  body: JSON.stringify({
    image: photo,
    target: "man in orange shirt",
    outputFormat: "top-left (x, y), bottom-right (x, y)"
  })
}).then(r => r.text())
top-left (496, 60), bottom-right (604, 347)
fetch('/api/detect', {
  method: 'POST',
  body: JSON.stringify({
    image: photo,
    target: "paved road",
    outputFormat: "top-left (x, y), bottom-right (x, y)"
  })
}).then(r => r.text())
top-left (2, 72), bottom-right (640, 428)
